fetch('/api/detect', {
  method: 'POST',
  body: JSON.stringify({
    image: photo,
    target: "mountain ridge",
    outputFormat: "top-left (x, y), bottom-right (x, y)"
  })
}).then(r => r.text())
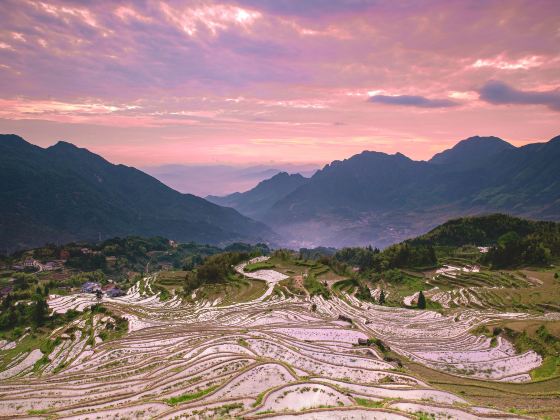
top-left (216, 134), bottom-right (560, 248)
top-left (0, 134), bottom-right (277, 251)
top-left (206, 171), bottom-right (308, 221)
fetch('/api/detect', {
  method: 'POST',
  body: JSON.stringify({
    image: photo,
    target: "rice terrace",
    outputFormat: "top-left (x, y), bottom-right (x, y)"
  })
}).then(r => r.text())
top-left (2, 0), bottom-right (560, 419)
top-left (1, 214), bottom-right (560, 419)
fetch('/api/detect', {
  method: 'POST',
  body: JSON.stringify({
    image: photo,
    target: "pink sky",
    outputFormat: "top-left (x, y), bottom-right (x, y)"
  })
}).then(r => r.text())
top-left (0, 0), bottom-right (559, 166)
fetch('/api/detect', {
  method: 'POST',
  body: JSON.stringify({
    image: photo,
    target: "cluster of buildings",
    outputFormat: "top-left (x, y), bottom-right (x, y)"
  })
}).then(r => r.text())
top-left (81, 282), bottom-right (125, 298)
top-left (12, 258), bottom-right (64, 272)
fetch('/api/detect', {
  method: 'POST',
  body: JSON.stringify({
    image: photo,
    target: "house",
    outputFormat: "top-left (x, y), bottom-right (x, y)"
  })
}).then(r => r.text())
top-left (81, 282), bottom-right (101, 293)
top-left (101, 283), bottom-right (117, 292)
top-left (23, 258), bottom-right (36, 268)
top-left (159, 262), bottom-right (173, 271)
top-left (0, 286), bottom-right (13, 298)
top-left (106, 288), bottom-right (125, 298)
top-left (43, 261), bottom-right (61, 271)
top-left (105, 256), bottom-right (117, 266)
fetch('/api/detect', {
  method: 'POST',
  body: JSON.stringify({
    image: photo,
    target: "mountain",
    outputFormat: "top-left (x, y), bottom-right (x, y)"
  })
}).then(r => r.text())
top-left (142, 163), bottom-right (318, 196)
top-left (256, 135), bottom-right (560, 248)
top-left (429, 136), bottom-right (515, 169)
top-left (206, 172), bottom-right (308, 221)
top-left (412, 213), bottom-right (559, 247)
top-left (0, 135), bottom-right (276, 251)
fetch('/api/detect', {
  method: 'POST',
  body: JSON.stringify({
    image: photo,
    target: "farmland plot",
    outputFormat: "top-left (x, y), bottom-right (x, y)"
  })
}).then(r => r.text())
top-left (0, 260), bottom-right (548, 419)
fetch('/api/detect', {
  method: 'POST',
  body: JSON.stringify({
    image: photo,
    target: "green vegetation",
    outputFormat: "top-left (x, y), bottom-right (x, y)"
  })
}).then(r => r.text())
top-left (416, 214), bottom-right (560, 268)
top-left (214, 403), bottom-right (243, 416)
top-left (414, 412), bottom-right (435, 420)
top-left (244, 261), bottom-right (275, 272)
top-left (531, 356), bottom-right (560, 380)
top-left (354, 397), bottom-right (384, 408)
top-left (27, 409), bottom-right (49, 415)
top-left (0, 292), bottom-right (73, 338)
top-left (379, 289), bottom-right (386, 304)
top-left (182, 251), bottom-right (258, 294)
top-left (333, 243), bottom-right (437, 274)
top-left (303, 273), bottom-right (330, 299)
top-left (165, 385), bottom-right (218, 405)
top-left (417, 291), bottom-right (426, 309)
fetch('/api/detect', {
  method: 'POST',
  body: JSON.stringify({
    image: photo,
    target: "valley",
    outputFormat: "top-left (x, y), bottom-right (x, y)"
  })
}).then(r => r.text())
top-left (3, 1), bottom-right (560, 418)
top-left (1, 221), bottom-right (560, 418)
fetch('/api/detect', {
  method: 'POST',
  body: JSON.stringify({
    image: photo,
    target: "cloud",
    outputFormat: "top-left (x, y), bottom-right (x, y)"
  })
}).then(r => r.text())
top-left (478, 80), bottom-right (560, 111)
top-left (471, 55), bottom-right (542, 70)
top-left (368, 94), bottom-right (458, 108)
top-left (230, 0), bottom-right (378, 17)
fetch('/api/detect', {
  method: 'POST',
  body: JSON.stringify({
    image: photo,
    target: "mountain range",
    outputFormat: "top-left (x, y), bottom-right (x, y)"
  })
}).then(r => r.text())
top-left (2, 133), bottom-right (560, 251)
top-left (208, 135), bottom-right (560, 248)
top-left (206, 172), bottom-right (308, 220)
top-left (142, 163), bottom-right (318, 196)
top-left (0, 135), bottom-right (275, 251)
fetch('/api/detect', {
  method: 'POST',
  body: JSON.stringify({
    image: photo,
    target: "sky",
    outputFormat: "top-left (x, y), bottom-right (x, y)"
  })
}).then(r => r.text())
top-left (0, 0), bottom-right (559, 168)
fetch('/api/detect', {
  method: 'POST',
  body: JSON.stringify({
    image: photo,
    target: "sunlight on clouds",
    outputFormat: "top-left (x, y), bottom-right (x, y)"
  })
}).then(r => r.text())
top-left (0, 99), bottom-right (140, 116)
top-left (367, 90), bottom-right (386, 97)
top-left (115, 6), bottom-right (152, 23)
top-left (11, 32), bottom-right (25, 42)
top-left (160, 3), bottom-right (261, 36)
top-left (36, 2), bottom-right (99, 27)
top-left (261, 100), bottom-right (329, 109)
top-left (448, 91), bottom-right (478, 100)
top-left (472, 55), bottom-right (543, 70)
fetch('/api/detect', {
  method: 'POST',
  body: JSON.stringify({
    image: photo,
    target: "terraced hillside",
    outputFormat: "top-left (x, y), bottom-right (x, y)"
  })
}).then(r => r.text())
top-left (1, 256), bottom-right (560, 419)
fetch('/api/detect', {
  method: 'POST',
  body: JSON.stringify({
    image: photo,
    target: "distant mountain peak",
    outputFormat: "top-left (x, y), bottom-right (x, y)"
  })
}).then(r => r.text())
top-left (53, 140), bottom-right (75, 146)
top-left (266, 171), bottom-right (304, 181)
top-left (0, 134), bottom-right (30, 147)
top-left (0, 133), bottom-right (25, 142)
top-left (206, 170), bottom-right (308, 221)
top-left (430, 135), bottom-right (514, 166)
top-left (48, 140), bottom-right (84, 152)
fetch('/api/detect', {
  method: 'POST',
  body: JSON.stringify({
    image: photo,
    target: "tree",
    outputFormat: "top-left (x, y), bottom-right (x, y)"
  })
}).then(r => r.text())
top-left (379, 290), bottom-right (385, 305)
top-left (417, 291), bottom-right (426, 309)
top-left (31, 295), bottom-right (48, 326)
top-left (95, 290), bottom-right (103, 300)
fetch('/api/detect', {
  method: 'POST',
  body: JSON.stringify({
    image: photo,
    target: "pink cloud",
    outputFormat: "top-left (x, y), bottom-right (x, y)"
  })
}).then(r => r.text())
top-left (0, 0), bottom-right (558, 166)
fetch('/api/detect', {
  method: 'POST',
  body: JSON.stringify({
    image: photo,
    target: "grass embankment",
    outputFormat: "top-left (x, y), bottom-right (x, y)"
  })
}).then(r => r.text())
top-left (467, 269), bottom-right (560, 312)
top-left (477, 319), bottom-right (560, 381)
top-left (303, 273), bottom-right (330, 299)
top-left (165, 385), bottom-right (218, 405)
top-left (333, 278), bottom-right (359, 294)
top-left (192, 276), bottom-right (268, 305)
top-left (354, 397), bottom-right (384, 408)
top-left (244, 261), bottom-right (275, 272)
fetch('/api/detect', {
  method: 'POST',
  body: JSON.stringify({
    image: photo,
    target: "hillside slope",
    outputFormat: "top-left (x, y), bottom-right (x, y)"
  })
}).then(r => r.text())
top-left (206, 172), bottom-right (308, 220)
top-left (260, 135), bottom-right (560, 248)
top-left (0, 135), bottom-right (276, 250)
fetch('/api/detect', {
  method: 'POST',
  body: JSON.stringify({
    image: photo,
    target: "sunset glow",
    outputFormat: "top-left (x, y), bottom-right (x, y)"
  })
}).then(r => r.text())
top-left (1, 0), bottom-right (559, 166)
